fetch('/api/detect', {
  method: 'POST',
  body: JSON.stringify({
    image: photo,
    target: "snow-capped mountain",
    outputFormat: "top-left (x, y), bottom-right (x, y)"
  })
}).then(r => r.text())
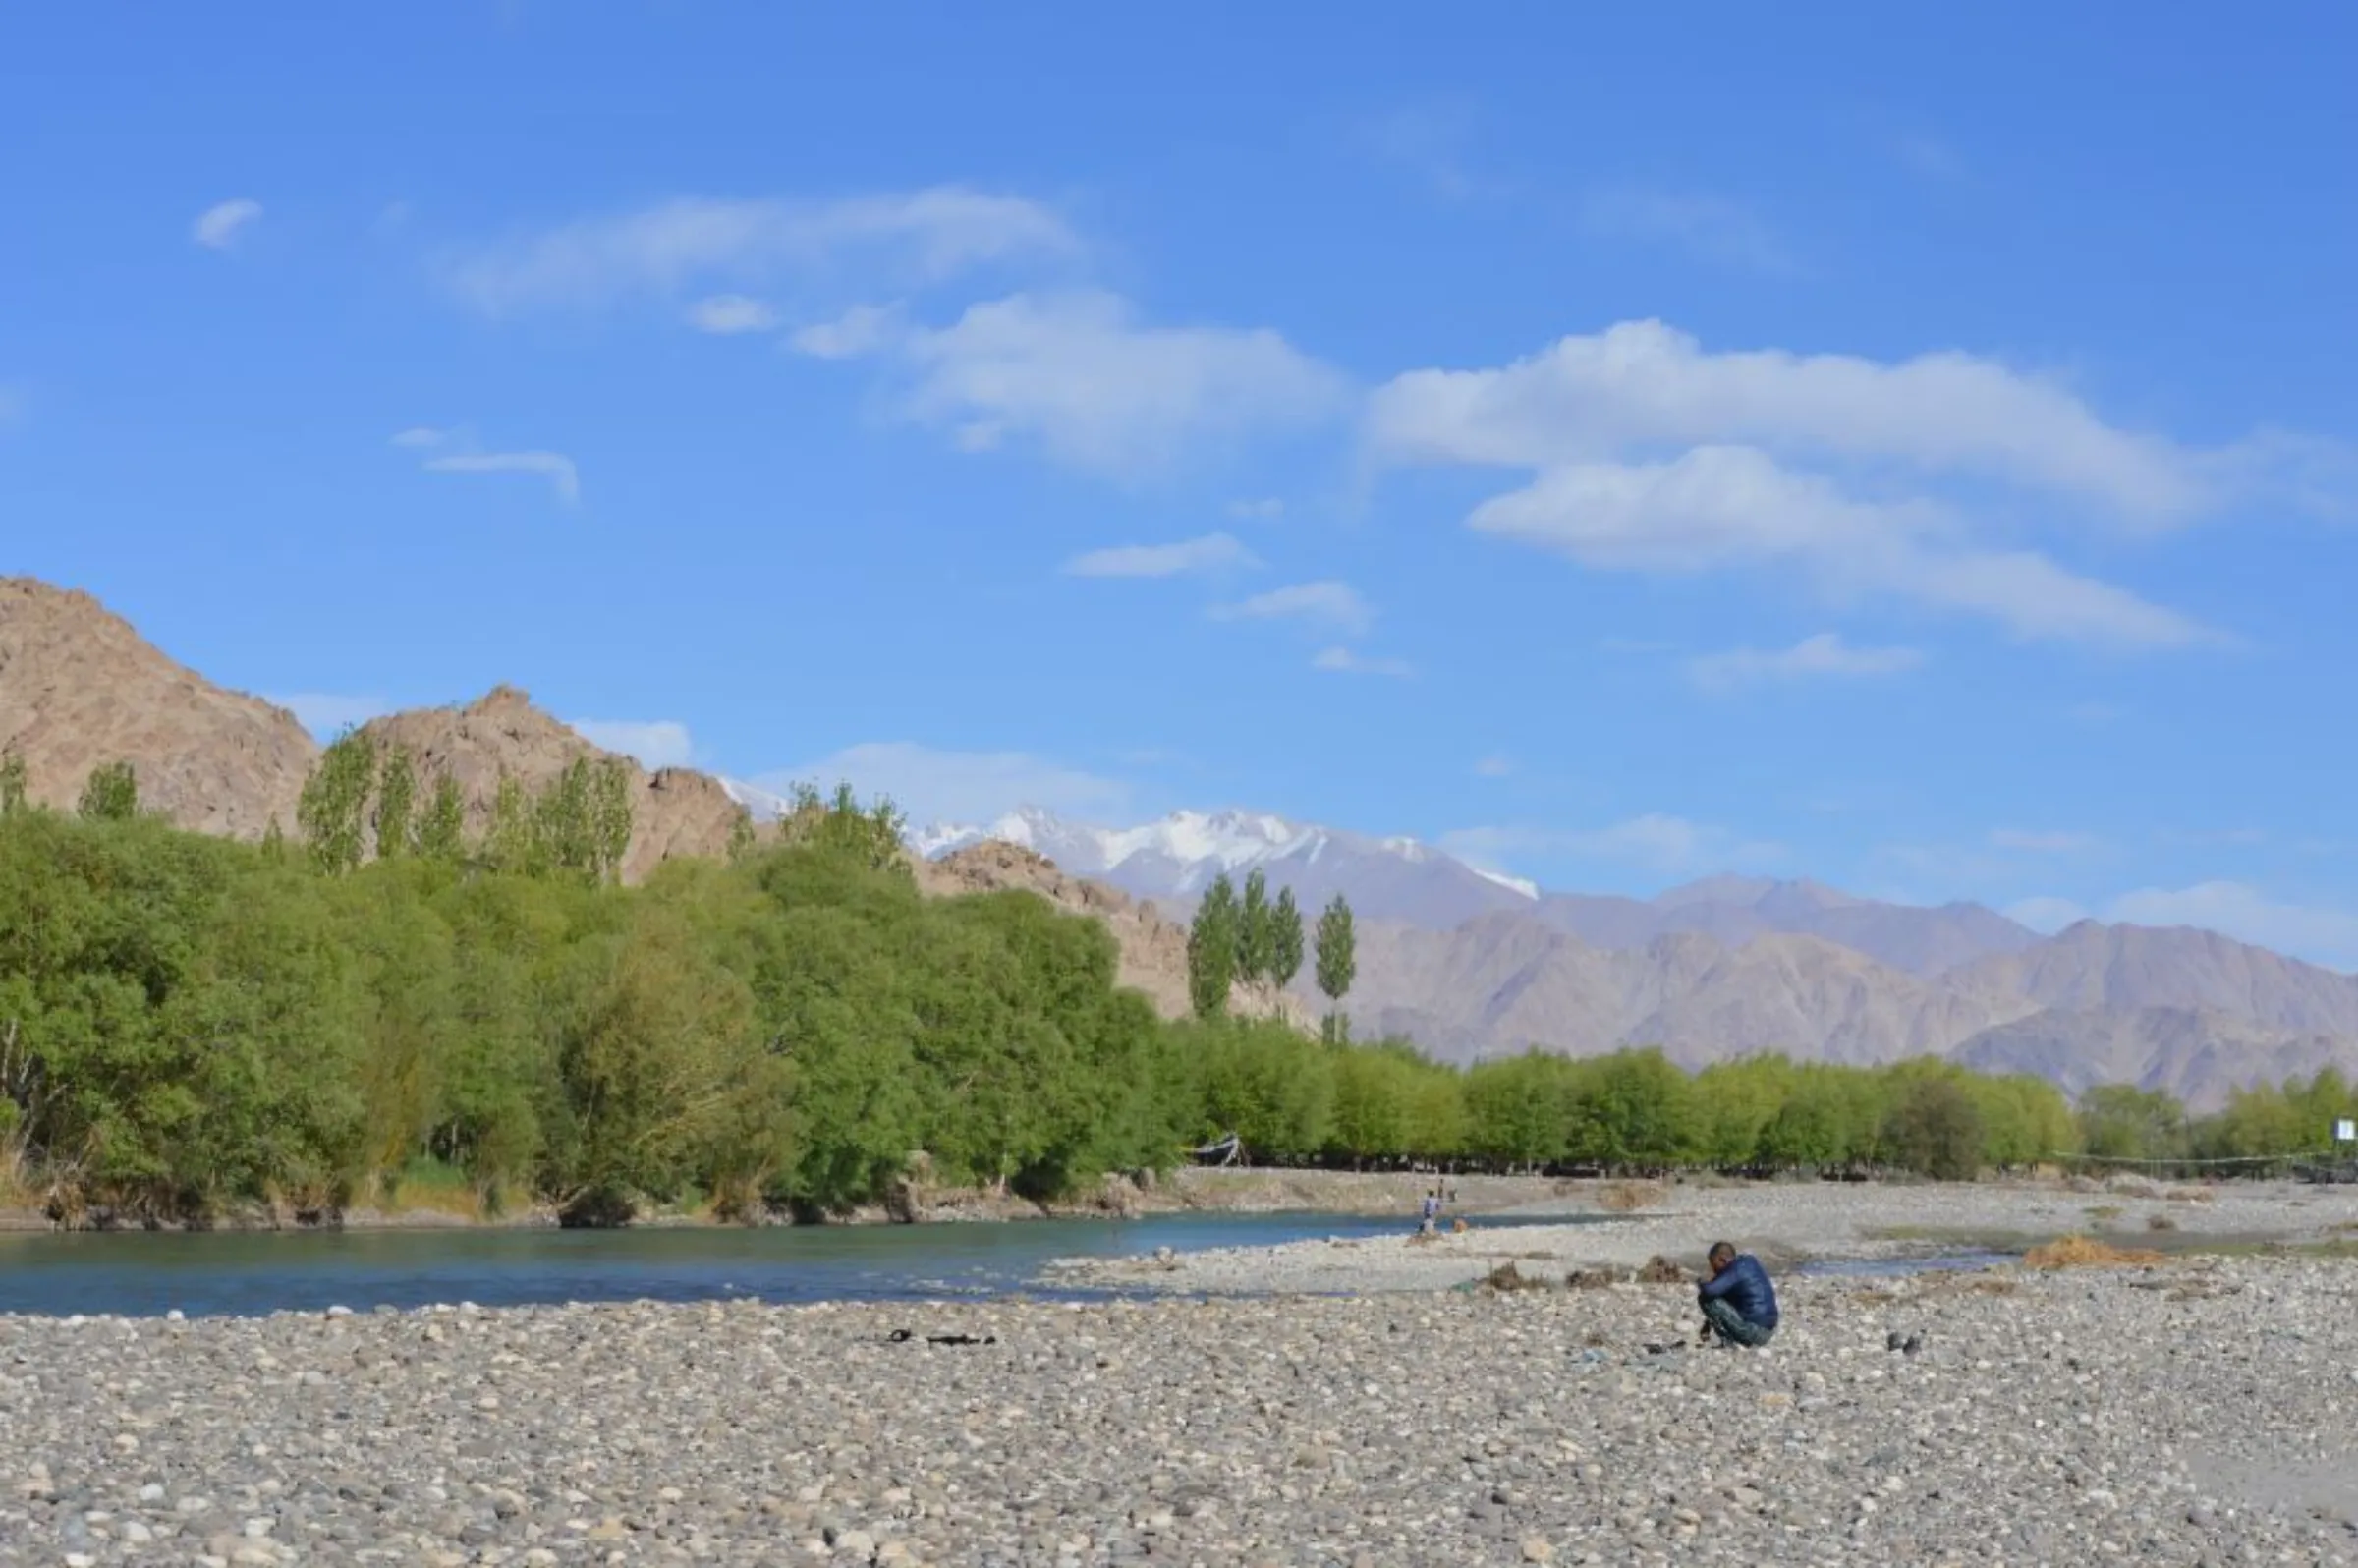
top-left (911, 806), bottom-right (1541, 926)
top-left (718, 776), bottom-right (797, 821)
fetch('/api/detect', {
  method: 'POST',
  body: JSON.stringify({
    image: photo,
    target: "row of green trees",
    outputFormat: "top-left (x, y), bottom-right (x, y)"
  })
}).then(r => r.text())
top-left (5, 756), bottom-right (2353, 1223)
top-left (1184, 869), bottom-right (1358, 1037)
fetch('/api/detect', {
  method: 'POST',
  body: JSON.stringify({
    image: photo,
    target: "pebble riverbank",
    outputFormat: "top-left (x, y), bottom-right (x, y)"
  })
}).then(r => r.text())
top-left (7, 1248), bottom-right (2358, 1566)
top-left (1048, 1176), bottom-right (2358, 1294)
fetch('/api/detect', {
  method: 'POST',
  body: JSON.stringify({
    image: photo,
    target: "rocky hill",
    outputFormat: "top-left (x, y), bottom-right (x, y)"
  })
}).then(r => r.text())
top-left (0, 577), bottom-right (317, 838)
top-left (355, 686), bottom-right (750, 885)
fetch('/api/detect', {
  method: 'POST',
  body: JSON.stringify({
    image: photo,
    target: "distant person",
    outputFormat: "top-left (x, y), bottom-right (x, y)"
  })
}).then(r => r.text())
top-left (1696, 1241), bottom-right (1778, 1348)
top-left (1418, 1189), bottom-right (1441, 1235)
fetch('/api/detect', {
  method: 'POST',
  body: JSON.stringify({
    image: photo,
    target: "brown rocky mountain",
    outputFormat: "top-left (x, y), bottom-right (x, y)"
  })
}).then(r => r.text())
top-left (0, 577), bottom-right (317, 838)
top-left (1327, 916), bottom-right (2039, 1071)
top-left (355, 686), bottom-right (750, 885)
top-left (1950, 1006), bottom-right (2358, 1105)
top-left (1538, 875), bottom-right (2038, 977)
top-left (1951, 920), bottom-right (2358, 1036)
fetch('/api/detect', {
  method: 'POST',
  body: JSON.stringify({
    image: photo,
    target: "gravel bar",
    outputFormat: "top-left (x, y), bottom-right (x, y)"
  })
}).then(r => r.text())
top-left (8, 1250), bottom-right (2358, 1566)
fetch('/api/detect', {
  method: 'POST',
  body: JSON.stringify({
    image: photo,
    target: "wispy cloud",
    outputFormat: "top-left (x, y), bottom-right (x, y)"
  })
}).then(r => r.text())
top-left (1227, 497), bottom-right (1286, 521)
top-left (759, 741), bottom-right (1133, 826)
top-left (1311, 646), bottom-right (1413, 678)
top-left (423, 450), bottom-right (581, 506)
top-left (570, 718), bottom-right (696, 769)
top-left (2043, 882), bottom-right (2358, 972)
top-left (1989, 828), bottom-right (2100, 854)
top-left (1212, 580), bottom-right (1375, 636)
top-left (1360, 102), bottom-right (1508, 201)
top-left (193, 198), bottom-right (262, 251)
top-left (442, 187), bottom-right (1078, 315)
top-left (795, 289), bottom-right (1350, 477)
top-left (1062, 532), bottom-right (1259, 579)
top-left (1580, 188), bottom-right (1795, 273)
top-left (268, 692), bottom-right (390, 738)
top-left (1442, 813), bottom-right (1785, 879)
top-left (1688, 632), bottom-right (1924, 693)
top-left (686, 294), bottom-right (778, 335)
top-left (395, 426), bottom-right (580, 505)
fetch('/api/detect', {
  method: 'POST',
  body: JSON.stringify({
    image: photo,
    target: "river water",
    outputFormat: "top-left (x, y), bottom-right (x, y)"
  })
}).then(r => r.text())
top-left (0, 1211), bottom-right (1619, 1318)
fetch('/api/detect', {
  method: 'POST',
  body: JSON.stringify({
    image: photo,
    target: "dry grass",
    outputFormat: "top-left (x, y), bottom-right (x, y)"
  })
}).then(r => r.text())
top-left (1634, 1254), bottom-right (1691, 1285)
top-left (2085, 1204), bottom-right (2124, 1223)
top-left (1565, 1267), bottom-right (1626, 1290)
top-left (1596, 1180), bottom-right (1668, 1213)
top-left (2147, 1211), bottom-right (2179, 1232)
top-left (2022, 1234), bottom-right (2166, 1269)
top-left (1482, 1260), bottom-right (1551, 1293)
top-left (2165, 1186), bottom-right (2217, 1204)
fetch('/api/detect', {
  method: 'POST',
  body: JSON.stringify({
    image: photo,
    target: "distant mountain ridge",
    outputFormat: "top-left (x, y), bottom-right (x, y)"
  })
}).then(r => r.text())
top-left (905, 804), bottom-right (2358, 1108)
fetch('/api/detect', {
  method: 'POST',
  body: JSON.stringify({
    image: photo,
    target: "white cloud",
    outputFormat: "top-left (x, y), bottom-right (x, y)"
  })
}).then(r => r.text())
top-left (1369, 318), bottom-right (2205, 519)
top-left (268, 692), bottom-right (391, 738)
top-left (1227, 498), bottom-right (1286, 521)
top-left (1062, 532), bottom-right (1259, 579)
top-left (569, 719), bottom-right (697, 769)
top-left (193, 198), bottom-right (262, 251)
top-left (1311, 646), bottom-right (1414, 677)
top-left (1474, 755), bottom-right (1513, 778)
top-left (1212, 580), bottom-right (1375, 636)
top-left (2004, 896), bottom-right (2090, 933)
top-left (443, 187), bottom-right (1078, 314)
top-left (1464, 446), bottom-right (2208, 646)
top-left (790, 303), bottom-right (903, 360)
top-left (1688, 632), bottom-right (1924, 693)
top-left (1990, 828), bottom-right (2100, 854)
top-left (2103, 882), bottom-right (2358, 972)
top-left (389, 426), bottom-right (450, 449)
top-left (1442, 813), bottom-right (1784, 879)
top-left (1580, 188), bottom-right (1794, 273)
top-left (686, 294), bottom-right (779, 335)
top-left (759, 741), bottom-right (1133, 826)
top-left (801, 289), bottom-right (1350, 476)
top-left (422, 450), bottom-right (581, 506)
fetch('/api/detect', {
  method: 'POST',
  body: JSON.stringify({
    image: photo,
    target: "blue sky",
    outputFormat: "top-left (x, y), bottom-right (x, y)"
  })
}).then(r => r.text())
top-left (5, 3), bottom-right (2357, 962)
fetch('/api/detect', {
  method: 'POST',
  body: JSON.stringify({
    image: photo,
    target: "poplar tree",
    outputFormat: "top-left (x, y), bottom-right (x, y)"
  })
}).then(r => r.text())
top-left (1315, 893), bottom-right (1357, 1044)
top-left (1187, 873), bottom-right (1241, 1021)
top-left (374, 746), bottom-right (418, 860)
top-left (1237, 869), bottom-right (1276, 995)
top-left (1271, 887), bottom-right (1305, 990)
top-left (0, 750), bottom-right (26, 816)
top-left (299, 729), bottom-right (377, 873)
top-left (416, 773), bottom-right (467, 864)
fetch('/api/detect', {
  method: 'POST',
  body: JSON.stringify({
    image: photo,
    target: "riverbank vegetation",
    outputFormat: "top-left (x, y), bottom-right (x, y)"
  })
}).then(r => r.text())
top-left (2, 756), bottom-right (2353, 1224)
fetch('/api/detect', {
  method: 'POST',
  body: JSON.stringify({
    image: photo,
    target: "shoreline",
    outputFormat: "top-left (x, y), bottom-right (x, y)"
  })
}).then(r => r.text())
top-left (0, 1166), bottom-right (1577, 1235)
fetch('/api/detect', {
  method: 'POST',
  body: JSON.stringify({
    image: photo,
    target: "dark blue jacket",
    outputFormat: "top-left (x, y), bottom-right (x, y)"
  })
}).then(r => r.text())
top-left (1698, 1254), bottom-right (1778, 1329)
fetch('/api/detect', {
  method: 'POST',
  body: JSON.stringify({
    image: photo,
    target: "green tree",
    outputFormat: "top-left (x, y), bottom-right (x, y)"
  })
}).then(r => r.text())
top-left (1270, 887), bottom-right (1305, 992)
top-left (0, 749), bottom-right (26, 815)
top-left (1186, 874), bottom-right (1240, 1021)
top-left (76, 761), bottom-right (139, 822)
top-left (1237, 869), bottom-right (1275, 992)
top-left (590, 757), bottom-right (634, 882)
top-left (484, 773), bottom-right (535, 875)
top-left (1880, 1069), bottom-right (1986, 1180)
top-left (1314, 893), bottom-right (1356, 1043)
top-left (2078, 1084), bottom-right (2188, 1165)
top-left (1568, 1048), bottom-right (1697, 1168)
top-left (298, 729), bottom-right (377, 873)
top-left (373, 746), bottom-right (418, 861)
top-left (415, 773), bottom-right (467, 865)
